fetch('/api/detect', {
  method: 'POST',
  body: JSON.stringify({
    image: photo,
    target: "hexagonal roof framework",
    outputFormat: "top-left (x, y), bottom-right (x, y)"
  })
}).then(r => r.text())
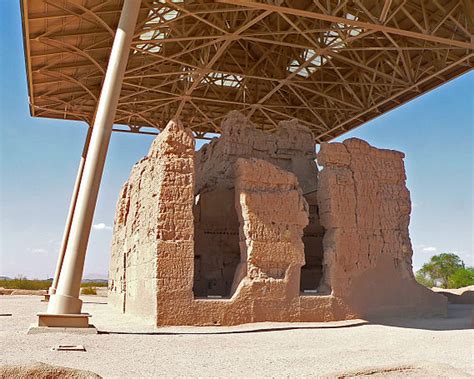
top-left (21, 0), bottom-right (473, 141)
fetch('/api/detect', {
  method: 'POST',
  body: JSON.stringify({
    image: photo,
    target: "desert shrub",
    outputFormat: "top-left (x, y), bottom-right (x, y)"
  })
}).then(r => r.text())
top-left (81, 281), bottom-right (107, 288)
top-left (0, 277), bottom-right (52, 290)
top-left (0, 277), bottom-right (107, 290)
top-left (81, 287), bottom-right (97, 295)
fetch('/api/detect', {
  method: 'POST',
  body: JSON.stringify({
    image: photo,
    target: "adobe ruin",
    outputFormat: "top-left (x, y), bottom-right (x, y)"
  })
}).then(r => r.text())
top-left (108, 112), bottom-right (446, 326)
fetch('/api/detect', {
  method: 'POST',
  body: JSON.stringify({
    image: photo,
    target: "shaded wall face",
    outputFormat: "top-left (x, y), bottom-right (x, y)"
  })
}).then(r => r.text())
top-left (193, 188), bottom-right (240, 297)
top-left (195, 112), bottom-right (318, 195)
top-left (301, 191), bottom-right (325, 292)
top-left (193, 111), bottom-right (321, 297)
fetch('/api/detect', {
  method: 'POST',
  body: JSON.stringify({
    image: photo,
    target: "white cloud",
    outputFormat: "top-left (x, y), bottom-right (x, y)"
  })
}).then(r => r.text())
top-left (92, 223), bottom-right (113, 231)
top-left (422, 246), bottom-right (437, 252)
top-left (30, 248), bottom-right (48, 254)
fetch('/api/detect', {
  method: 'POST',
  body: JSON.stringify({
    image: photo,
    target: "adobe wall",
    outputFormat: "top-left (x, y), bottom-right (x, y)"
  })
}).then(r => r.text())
top-left (193, 111), bottom-right (324, 297)
top-left (109, 116), bottom-right (446, 326)
top-left (195, 111), bottom-right (318, 194)
top-left (193, 188), bottom-right (240, 297)
top-left (109, 120), bottom-right (195, 322)
top-left (316, 138), bottom-right (446, 317)
top-left (161, 157), bottom-right (321, 325)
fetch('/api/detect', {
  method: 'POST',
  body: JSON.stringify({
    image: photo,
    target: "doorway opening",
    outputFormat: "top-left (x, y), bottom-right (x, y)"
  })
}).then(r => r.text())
top-left (300, 190), bottom-right (326, 294)
top-left (193, 188), bottom-right (240, 298)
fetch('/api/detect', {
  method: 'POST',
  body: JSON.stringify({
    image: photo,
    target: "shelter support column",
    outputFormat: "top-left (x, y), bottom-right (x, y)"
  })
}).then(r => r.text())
top-left (38, 0), bottom-right (141, 327)
top-left (46, 126), bottom-right (92, 300)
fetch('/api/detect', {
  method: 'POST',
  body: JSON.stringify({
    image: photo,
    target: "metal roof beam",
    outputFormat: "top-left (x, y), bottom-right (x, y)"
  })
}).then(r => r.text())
top-left (216, 0), bottom-right (474, 50)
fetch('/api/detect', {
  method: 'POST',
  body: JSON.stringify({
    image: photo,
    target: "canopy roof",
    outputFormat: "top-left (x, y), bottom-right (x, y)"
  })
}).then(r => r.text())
top-left (21, 0), bottom-right (473, 141)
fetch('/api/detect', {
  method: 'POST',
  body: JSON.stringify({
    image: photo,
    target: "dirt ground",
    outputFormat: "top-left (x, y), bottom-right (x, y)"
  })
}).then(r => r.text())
top-left (0, 295), bottom-right (472, 378)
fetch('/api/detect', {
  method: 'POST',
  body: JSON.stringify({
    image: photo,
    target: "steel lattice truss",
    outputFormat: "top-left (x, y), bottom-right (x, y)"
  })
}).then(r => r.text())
top-left (21, 0), bottom-right (473, 141)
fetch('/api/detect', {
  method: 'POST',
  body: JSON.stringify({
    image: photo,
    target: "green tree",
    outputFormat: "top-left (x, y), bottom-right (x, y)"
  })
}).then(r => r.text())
top-left (416, 253), bottom-right (464, 289)
top-left (448, 267), bottom-right (474, 289)
top-left (415, 271), bottom-right (435, 288)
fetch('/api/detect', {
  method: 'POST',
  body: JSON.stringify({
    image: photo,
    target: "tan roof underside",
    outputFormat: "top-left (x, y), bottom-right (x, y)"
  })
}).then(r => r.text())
top-left (21, 0), bottom-right (473, 142)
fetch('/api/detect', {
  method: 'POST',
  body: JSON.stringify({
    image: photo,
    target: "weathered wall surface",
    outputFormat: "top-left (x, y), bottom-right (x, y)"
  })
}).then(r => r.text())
top-left (166, 157), bottom-right (319, 325)
top-left (109, 120), bottom-right (195, 322)
top-left (193, 111), bottom-right (323, 297)
top-left (195, 111), bottom-right (317, 194)
top-left (231, 158), bottom-right (308, 320)
top-left (317, 138), bottom-right (446, 317)
top-left (108, 158), bottom-right (160, 320)
top-left (109, 116), bottom-right (446, 326)
top-left (193, 188), bottom-right (240, 297)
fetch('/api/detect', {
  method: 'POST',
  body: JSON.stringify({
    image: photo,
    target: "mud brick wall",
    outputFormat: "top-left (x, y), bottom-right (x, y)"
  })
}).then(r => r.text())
top-left (189, 157), bottom-right (311, 325)
top-left (317, 138), bottom-right (446, 317)
top-left (195, 111), bottom-right (317, 194)
top-left (109, 120), bottom-right (195, 321)
top-left (109, 117), bottom-right (446, 325)
top-left (193, 111), bottom-right (323, 297)
top-left (232, 158), bottom-right (308, 305)
top-left (301, 190), bottom-right (326, 291)
top-left (193, 188), bottom-right (240, 297)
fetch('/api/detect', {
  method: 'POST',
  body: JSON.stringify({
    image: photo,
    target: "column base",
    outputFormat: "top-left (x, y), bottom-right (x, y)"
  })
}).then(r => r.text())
top-left (26, 324), bottom-right (99, 334)
top-left (35, 312), bottom-right (93, 329)
top-left (48, 293), bottom-right (83, 314)
top-left (28, 324), bottom-right (97, 334)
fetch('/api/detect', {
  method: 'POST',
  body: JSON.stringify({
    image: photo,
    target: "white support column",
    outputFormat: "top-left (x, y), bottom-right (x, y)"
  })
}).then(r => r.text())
top-left (47, 126), bottom-right (92, 300)
top-left (40, 0), bottom-right (141, 327)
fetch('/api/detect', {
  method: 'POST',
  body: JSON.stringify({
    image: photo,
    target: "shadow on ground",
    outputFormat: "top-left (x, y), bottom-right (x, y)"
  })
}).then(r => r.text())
top-left (98, 320), bottom-right (368, 335)
top-left (362, 303), bottom-right (473, 332)
top-left (97, 304), bottom-right (473, 335)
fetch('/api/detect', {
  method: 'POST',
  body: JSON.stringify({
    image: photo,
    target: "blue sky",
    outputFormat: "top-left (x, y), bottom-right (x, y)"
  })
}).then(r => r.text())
top-left (0, 1), bottom-right (472, 279)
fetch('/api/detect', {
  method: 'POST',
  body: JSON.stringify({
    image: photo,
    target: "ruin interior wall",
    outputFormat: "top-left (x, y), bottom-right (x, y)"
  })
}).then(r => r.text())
top-left (109, 114), bottom-right (446, 326)
top-left (161, 157), bottom-right (315, 325)
top-left (193, 111), bottom-right (324, 297)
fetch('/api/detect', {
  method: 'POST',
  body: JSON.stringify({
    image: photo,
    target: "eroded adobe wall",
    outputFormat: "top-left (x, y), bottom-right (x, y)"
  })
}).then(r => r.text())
top-left (109, 117), bottom-right (446, 326)
top-left (193, 111), bottom-right (323, 296)
top-left (108, 157), bottom-right (162, 320)
top-left (176, 158), bottom-right (315, 325)
top-left (108, 120), bottom-right (195, 321)
top-left (231, 158), bottom-right (309, 320)
top-left (195, 111), bottom-right (317, 194)
top-left (317, 138), bottom-right (446, 317)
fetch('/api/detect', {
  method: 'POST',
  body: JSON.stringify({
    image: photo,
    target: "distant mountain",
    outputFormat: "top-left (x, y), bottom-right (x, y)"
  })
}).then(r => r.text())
top-left (83, 273), bottom-right (108, 281)
top-left (82, 278), bottom-right (108, 283)
top-left (0, 276), bottom-right (12, 280)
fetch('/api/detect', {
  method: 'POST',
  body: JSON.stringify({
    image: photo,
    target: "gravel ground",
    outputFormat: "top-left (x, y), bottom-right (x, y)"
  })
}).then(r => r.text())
top-left (0, 295), bottom-right (472, 378)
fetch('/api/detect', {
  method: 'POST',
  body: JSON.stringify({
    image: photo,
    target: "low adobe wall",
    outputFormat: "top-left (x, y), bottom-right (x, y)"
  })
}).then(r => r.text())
top-left (109, 117), bottom-right (446, 326)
